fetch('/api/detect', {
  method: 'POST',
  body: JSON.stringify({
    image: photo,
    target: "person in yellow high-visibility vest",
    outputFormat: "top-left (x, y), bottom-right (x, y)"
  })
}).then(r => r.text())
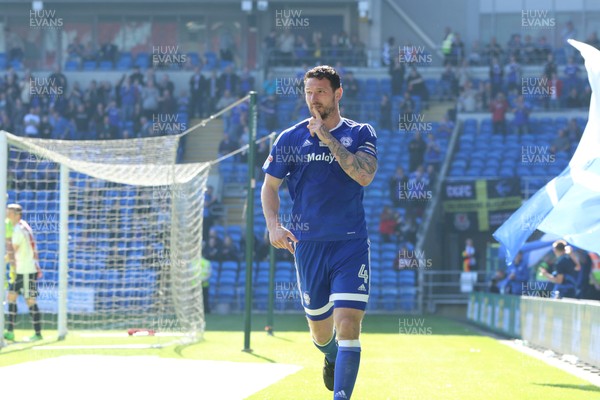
top-left (191, 256), bottom-right (212, 314)
top-left (5, 214), bottom-right (16, 288)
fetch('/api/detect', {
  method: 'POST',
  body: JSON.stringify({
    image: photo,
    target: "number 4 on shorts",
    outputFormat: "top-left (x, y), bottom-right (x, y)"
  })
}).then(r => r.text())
top-left (358, 264), bottom-right (368, 283)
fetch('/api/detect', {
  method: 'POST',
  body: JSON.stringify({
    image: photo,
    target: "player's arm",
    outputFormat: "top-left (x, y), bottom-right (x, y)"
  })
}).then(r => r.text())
top-left (308, 105), bottom-right (377, 186)
top-left (261, 173), bottom-right (297, 254)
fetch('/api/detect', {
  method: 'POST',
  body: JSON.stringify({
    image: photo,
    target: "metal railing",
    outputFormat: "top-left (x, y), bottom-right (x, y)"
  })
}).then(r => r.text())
top-left (422, 270), bottom-right (489, 313)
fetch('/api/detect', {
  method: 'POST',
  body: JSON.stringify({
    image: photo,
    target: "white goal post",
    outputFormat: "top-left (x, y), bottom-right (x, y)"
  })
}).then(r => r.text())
top-left (1, 130), bottom-right (210, 345)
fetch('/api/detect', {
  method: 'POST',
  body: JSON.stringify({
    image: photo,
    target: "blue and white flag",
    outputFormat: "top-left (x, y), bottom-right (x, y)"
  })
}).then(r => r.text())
top-left (493, 39), bottom-right (600, 263)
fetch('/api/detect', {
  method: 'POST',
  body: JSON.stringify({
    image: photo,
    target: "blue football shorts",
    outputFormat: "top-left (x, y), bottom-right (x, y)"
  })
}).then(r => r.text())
top-left (294, 238), bottom-right (370, 321)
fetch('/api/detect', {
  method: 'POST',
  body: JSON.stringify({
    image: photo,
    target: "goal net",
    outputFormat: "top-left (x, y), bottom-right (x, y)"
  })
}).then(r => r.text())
top-left (1, 131), bottom-right (210, 343)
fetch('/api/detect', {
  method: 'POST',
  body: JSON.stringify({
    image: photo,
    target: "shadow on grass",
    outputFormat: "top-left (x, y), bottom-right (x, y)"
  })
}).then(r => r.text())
top-left (242, 349), bottom-right (277, 363)
top-left (533, 383), bottom-right (600, 393)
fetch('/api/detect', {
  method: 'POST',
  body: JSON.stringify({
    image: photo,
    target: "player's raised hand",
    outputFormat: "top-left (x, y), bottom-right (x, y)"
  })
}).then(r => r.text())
top-left (307, 103), bottom-right (324, 138)
top-left (268, 224), bottom-right (298, 254)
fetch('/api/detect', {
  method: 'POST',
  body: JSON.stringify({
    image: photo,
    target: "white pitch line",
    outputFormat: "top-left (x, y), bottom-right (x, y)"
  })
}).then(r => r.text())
top-left (3, 355), bottom-right (303, 399)
top-left (33, 344), bottom-right (162, 350)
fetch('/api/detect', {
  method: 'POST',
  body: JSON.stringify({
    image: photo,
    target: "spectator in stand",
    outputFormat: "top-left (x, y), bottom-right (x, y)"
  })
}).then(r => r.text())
top-left (349, 34), bottom-right (367, 66)
top-left (129, 66), bottom-right (144, 87)
top-left (294, 34), bottom-right (310, 64)
top-left (522, 34), bottom-right (537, 65)
top-left (401, 215), bottom-right (417, 245)
top-left (238, 68), bottom-right (255, 96)
top-left (10, 98), bottom-right (25, 135)
top-left (406, 66), bottom-right (429, 107)
top-left (457, 59), bottom-right (472, 91)
top-left (216, 89), bottom-right (237, 135)
top-left (220, 235), bottom-right (240, 262)
top-left (506, 34), bottom-right (523, 62)
top-left (189, 67), bottom-right (207, 118)
top-left (262, 71), bottom-right (276, 95)
top-left (505, 55), bottom-right (521, 94)
top-left (441, 27), bottom-right (454, 66)
top-left (259, 94), bottom-right (278, 133)
top-left (119, 76), bottom-right (138, 122)
top-left (203, 236), bottom-right (222, 261)
top-left (426, 164), bottom-right (438, 187)
top-left (458, 80), bottom-right (477, 112)
top-left (70, 81), bottom-right (84, 108)
top-left (38, 115), bottom-right (52, 139)
top-left (379, 94), bottom-right (392, 130)
top-left (141, 79), bottom-right (160, 119)
top-left (485, 37), bottom-right (503, 62)
top-left (343, 71), bottom-right (359, 118)
top-left (382, 36), bottom-right (396, 67)
top-left (218, 133), bottom-right (238, 156)
top-left (50, 111), bottom-right (70, 140)
top-left (205, 70), bottom-right (219, 116)
top-left (580, 85), bottom-right (592, 108)
top-left (67, 38), bottom-right (85, 65)
top-left (98, 115), bottom-right (117, 140)
top-left (565, 118), bottom-right (582, 141)
top-left (586, 31), bottom-right (600, 50)
top-left (389, 166), bottom-right (408, 207)
top-left (277, 30), bottom-right (295, 66)
top-left (490, 92), bottom-right (508, 135)
top-left (543, 53), bottom-right (557, 79)
top-left (23, 106), bottom-right (40, 138)
top-left (99, 41), bottom-right (118, 66)
top-left (408, 131), bottom-right (426, 172)
top-left (158, 90), bottom-right (177, 116)
top-left (499, 251), bottom-right (529, 295)
top-left (158, 74), bottom-right (175, 98)
top-left (255, 139), bottom-right (270, 178)
top-left (439, 64), bottom-right (458, 100)
top-left (217, 65), bottom-right (239, 99)
top-left (138, 116), bottom-right (152, 137)
top-left (563, 57), bottom-right (581, 93)
top-left (550, 129), bottom-right (571, 154)
top-left (90, 102), bottom-right (105, 134)
top-left (561, 21), bottom-right (577, 59)
top-left (438, 114), bottom-right (455, 137)
top-left (263, 29), bottom-right (278, 67)
top-left (399, 91), bottom-right (415, 124)
top-left (540, 240), bottom-right (578, 298)
top-left (379, 206), bottom-right (398, 243)
top-left (424, 132), bottom-right (442, 170)
top-left (546, 72), bottom-right (562, 110)
top-left (489, 57), bottom-right (504, 97)
top-left (462, 238), bottom-right (476, 272)
top-left (5, 27), bottom-right (24, 63)
top-left (390, 59), bottom-right (405, 96)
top-left (73, 103), bottom-right (89, 137)
top-left (536, 36), bottom-right (552, 64)
top-left (512, 95), bottom-right (530, 135)
top-left (467, 40), bottom-right (483, 66)
top-left (450, 33), bottom-right (465, 66)
top-left (81, 41), bottom-right (98, 64)
top-left (565, 88), bottom-right (582, 109)
top-left (311, 31), bottom-right (323, 64)
top-left (106, 100), bottom-right (121, 127)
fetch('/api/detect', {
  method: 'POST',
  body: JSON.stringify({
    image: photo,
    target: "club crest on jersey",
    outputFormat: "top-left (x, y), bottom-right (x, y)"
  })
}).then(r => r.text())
top-left (340, 136), bottom-right (353, 147)
top-left (263, 154), bottom-right (273, 169)
top-left (303, 292), bottom-right (311, 305)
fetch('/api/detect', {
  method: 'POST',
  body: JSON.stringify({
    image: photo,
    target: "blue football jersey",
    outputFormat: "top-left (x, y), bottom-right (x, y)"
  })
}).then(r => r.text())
top-left (262, 117), bottom-right (377, 241)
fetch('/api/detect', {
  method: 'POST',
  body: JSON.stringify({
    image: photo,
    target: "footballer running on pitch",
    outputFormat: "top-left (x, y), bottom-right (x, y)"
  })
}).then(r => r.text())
top-left (262, 65), bottom-right (377, 400)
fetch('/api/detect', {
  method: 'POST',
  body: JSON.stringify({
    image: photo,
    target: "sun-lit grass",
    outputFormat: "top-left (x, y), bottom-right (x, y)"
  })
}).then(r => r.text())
top-left (1, 314), bottom-right (598, 399)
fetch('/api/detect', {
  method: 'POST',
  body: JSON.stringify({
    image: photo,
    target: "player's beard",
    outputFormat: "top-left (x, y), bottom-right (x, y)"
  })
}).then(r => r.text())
top-left (312, 102), bottom-right (336, 120)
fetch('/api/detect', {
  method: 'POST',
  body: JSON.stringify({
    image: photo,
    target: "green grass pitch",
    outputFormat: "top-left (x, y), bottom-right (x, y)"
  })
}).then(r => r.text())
top-left (1, 314), bottom-right (598, 399)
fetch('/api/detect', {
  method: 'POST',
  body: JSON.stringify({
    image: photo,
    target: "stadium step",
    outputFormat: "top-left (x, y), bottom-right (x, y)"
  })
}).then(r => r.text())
top-left (183, 118), bottom-right (224, 173)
